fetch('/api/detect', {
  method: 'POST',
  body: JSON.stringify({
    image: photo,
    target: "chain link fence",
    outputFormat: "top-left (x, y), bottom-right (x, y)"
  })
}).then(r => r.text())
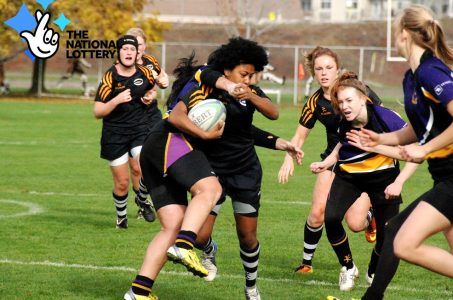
top-left (3, 41), bottom-right (408, 106)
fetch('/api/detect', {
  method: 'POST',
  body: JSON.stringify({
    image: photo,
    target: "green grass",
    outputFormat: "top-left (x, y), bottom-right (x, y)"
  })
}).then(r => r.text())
top-left (0, 99), bottom-right (451, 299)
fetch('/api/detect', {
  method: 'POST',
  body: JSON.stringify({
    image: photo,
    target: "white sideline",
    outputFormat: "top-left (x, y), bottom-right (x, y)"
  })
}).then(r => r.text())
top-left (0, 258), bottom-right (451, 296)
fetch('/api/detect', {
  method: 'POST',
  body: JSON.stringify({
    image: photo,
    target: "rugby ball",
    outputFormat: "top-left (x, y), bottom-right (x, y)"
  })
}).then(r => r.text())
top-left (188, 99), bottom-right (226, 131)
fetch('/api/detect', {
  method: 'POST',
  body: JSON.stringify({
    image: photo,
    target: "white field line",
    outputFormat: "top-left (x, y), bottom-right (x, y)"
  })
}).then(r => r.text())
top-left (0, 199), bottom-right (44, 219)
top-left (0, 140), bottom-right (93, 145)
top-left (25, 190), bottom-right (312, 205)
top-left (0, 258), bottom-right (451, 296)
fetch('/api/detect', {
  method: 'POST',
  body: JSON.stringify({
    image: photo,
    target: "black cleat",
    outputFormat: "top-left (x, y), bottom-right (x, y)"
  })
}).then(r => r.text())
top-left (135, 196), bottom-right (156, 222)
top-left (116, 217), bottom-right (128, 229)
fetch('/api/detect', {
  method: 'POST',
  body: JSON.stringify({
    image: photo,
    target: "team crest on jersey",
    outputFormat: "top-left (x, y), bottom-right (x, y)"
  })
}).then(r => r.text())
top-left (434, 84), bottom-right (443, 96)
top-left (321, 106), bottom-right (331, 115)
top-left (134, 78), bottom-right (144, 86)
top-left (146, 65), bottom-right (154, 71)
top-left (239, 100), bottom-right (247, 106)
top-left (411, 94), bottom-right (418, 104)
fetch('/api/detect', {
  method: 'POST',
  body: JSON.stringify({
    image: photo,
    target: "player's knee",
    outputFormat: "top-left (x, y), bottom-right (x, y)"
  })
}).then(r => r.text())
top-left (393, 235), bottom-right (414, 261)
top-left (324, 209), bottom-right (342, 227)
top-left (201, 181), bottom-right (222, 207)
top-left (114, 177), bottom-right (130, 194)
top-left (239, 236), bottom-right (258, 250)
top-left (308, 209), bottom-right (325, 226)
top-left (346, 217), bottom-right (365, 232)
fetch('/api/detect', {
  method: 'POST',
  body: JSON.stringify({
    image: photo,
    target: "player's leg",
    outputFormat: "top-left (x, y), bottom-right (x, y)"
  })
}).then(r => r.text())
top-left (129, 145), bottom-right (155, 222)
top-left (125, 163), bottom-right (187, 300)
top-left (394, 200), bottom-right (453, 276)
top-left (295, 170), bottom-right (334, 273)
top-left (344, 193), bottom-right (376, 243)
top-left (165, 150), bottom-right (222, 277)
top-left (109, 153), bottom-right (131, 229)
top-left (324, 176), bottom-right (361, 291)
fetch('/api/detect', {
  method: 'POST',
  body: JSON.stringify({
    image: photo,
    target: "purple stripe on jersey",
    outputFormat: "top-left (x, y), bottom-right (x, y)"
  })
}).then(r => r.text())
top-left (165, 133), bottom-right (192, 170)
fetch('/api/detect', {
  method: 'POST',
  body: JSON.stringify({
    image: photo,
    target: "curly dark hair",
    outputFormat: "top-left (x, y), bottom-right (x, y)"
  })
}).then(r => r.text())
top-left (207, 37), bottom-right (268, 72)
top-left (165, 51), bottom-right (203, 108)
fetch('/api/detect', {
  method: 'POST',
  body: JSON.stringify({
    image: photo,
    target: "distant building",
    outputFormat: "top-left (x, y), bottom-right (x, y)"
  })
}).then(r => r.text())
top-left (144, 0), bottom-right (453, 24)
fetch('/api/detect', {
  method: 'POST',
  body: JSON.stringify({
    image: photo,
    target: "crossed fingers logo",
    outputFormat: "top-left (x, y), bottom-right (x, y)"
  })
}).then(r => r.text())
top-left (21, 10), bottom-right (60, 59)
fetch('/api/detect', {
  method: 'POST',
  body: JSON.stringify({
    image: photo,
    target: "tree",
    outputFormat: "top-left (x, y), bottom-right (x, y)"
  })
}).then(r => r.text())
top-left (215, 0), bottom-right (291, 40)
top-left (2, 0), bottom-right (167, 95)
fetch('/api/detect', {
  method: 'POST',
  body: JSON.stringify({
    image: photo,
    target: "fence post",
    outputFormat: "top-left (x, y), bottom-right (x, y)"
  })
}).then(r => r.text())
top-left (359, 47), bottom-right (364, 81)
top-left (293, 46), bottom-right (299, 106)
top-left (161, 42), bottom-right (167, 102)
top-left (37, 59), bottom-right (42, 98)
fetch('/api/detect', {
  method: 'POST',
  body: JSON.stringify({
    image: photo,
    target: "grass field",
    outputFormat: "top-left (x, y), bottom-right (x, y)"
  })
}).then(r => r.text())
top-left (0, 98), bottom-right (452, 300)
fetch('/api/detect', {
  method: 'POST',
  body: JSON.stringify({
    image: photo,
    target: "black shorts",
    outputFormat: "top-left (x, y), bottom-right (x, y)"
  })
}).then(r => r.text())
top-left (140, 122), bottom-right (215, 210)
top-left (417, 177), bottom-right (453, 223)
top-left (100, 127), bottom-right (147, 161)
top-left (212, 160), bottom-right (262, 217)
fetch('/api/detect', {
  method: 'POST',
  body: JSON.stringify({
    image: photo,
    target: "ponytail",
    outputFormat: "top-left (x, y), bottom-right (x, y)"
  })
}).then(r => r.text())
top-left (396, 5), bottom-right (453, 68)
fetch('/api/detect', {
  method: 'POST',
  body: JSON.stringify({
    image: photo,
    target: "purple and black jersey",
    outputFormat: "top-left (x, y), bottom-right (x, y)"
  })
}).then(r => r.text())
top-left (300, 87), bottom-right (382, 159)
top-left (337, 105), bottom-right (406, 176)
top-left (403, 51), bottom-right (453, 180)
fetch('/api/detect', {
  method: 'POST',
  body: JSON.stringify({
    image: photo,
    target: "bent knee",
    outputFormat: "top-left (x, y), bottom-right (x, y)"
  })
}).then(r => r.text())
top-left (346, 218), bottom-right (365, 232)
top-left (308, 209), bottom-right (325, 227)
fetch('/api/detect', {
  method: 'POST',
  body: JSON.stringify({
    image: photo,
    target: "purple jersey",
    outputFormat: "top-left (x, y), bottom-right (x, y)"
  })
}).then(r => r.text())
top-left (403, 51), bottom-right (453, 180)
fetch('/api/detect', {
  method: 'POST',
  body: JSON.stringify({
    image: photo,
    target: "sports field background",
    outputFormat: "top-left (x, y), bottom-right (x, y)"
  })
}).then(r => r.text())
top-left (0, 98), bottom-right (452, 299)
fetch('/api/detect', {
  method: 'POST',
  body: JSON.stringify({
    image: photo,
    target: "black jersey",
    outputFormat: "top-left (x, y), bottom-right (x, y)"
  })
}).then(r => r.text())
top-left (299, 87), bottom-right (382, 159)
top-left (95, 64), bottom-right (157, 134)
top-left (142, 54), bottom-right (161, 75)
top-left (181, 83), bottom-right (270, 175)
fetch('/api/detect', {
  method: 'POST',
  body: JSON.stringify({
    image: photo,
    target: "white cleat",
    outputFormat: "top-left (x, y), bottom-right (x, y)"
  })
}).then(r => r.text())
top-left (201, 240), bottom-right (218, 282)
top-left (339, 264), bottom-right (359, 291)
top-left (245, 286), bottom-right (261, 300)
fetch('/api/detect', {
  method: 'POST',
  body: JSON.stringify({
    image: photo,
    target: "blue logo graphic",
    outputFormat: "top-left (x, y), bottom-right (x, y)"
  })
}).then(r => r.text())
top-left (4, 1), bottom-right (71, 61)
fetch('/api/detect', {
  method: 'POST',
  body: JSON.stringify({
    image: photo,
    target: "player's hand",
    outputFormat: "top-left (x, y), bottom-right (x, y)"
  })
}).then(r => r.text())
top-left (399, 144), bottom-right (426, 163)
top-left (278, 155), bottom-right (295, 184)
top-left (232, 84), bottom-right (253, 101)
top-left (116, 89), bottom-right (132, 104)
top-left (346, 130), bottom-right (375, 152)
top-left (356, 128), bottom-right (381, 147)
top-left (277, 140), bottom-right (303, 165)
top-left (384, 181), bottom-right (403, 199)
top-left (20, 10), bottom-right (59, 59)
top-left (310, 161), bottom-right (328, 174)
top-left (202, 121), bottom-right (225, 140)
top-left (156, 72), bottom-right (169, 88)
top-left (141, 88), bottom-right (157, 105)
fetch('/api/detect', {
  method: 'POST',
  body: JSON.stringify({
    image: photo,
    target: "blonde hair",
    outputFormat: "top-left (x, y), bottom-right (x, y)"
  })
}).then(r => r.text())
top-left (330, 71), bottom-right (368, 113)
top-left (126, 28), bottom-right (146, 42)
top-left (395, 5), bottom-right (453, 67)
top-left (305, 46), bottom-right (340, 77)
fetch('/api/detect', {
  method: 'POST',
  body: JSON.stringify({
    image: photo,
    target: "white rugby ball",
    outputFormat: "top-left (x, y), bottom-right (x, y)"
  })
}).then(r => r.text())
top-left (188, 99), bottom-right (226, 131)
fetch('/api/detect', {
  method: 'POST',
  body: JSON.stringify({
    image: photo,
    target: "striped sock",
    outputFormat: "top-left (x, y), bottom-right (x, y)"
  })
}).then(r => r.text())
top-left (240, 243), bottom-right (260, 288)
top-left (113, 192), bottom-right (128, 219)
top-left (131, 275), bottom-right (154, 296)
top-left (302, 222), bottom-right (323, 266)
top-left (175, 230), bottom-right (197, 250)
top-left (138, 178), bottom-right (150, 201)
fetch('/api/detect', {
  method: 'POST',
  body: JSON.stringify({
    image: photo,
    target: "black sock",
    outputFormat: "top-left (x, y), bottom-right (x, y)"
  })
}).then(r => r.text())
top-left (175, 230), bottom-right (197, 250)
top-left (131, 275), bottom-right (154, 296)
top-left (302, 221), bottom-right (323, 266)
top-left (240, 243), bottom-right (260, 288)
top-left (112, 192), bottom-right (128, 219)
top-left (368, 247), bottom-right (380, 276)
top-left (331, 233), bottom-right (354, 269)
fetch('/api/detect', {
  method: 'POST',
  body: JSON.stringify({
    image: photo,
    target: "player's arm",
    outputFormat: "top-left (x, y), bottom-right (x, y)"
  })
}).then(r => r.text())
top-left (310, 142), bottom-right (341, 173)
top-left (93, 89), bottom-right (132, 119)
top-left (235, 85), bottom-right (279, 120)
top-left (278, 124), bottom-right (311, 183)
top-left (384, 162), bottom-right (419, 199)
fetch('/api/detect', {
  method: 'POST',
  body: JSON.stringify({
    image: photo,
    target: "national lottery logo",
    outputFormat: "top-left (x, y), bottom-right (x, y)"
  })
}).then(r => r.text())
top-left (4, 1), bottom-right (115, 61)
